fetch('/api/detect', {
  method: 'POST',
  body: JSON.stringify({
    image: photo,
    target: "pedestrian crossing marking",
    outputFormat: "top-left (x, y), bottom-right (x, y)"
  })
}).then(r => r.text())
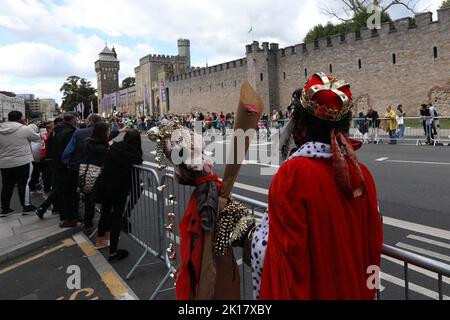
top-left (407, 235), bottom-right (450, 250)
top-left (396, 242), bottom-right (450, 263)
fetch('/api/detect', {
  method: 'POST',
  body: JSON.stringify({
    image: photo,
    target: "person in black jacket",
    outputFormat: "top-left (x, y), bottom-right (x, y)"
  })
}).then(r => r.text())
top-left (34, 118), bottom-right (63, 219)
top-left (96, 129), bottom-right (143, 262)
top-left (51, 113), bottom-right (78, 227)
top-left (82, 122), bottom-right (111, 234)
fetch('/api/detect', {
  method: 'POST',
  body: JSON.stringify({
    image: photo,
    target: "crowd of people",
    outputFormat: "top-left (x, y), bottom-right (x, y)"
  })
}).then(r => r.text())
top-left (104, 109), bottom-right (292, 138)
top-left (0, 75), bottom-right (446, 300)
top-left (354, 102), bottom-right (441, 145)
top-left (0, 110), bottom-right (143, 262)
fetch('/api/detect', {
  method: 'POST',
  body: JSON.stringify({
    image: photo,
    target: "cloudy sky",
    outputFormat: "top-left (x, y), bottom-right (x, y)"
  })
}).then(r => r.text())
top-left (0, 0), bottom-right (442, 104)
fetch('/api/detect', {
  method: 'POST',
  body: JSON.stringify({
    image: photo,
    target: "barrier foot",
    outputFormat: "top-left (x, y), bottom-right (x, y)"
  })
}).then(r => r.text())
top-left (126, 247), bottom-right (149, 280)
top-left (88, 228), bottom-right (98, 240)
top-left (149, 269), bottom-right (173, 300)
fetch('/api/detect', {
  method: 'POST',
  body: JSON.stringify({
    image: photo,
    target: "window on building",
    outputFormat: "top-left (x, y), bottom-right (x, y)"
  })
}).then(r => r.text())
top-left (392, 53), bottom-right (396, 64)
top-left (304, 68), bottom-right (308, 78)
top-left (358, 59), bottom-right (362, 69)
top-left (103, 74), bottom-right (106, 80)
top-left (434, 47), bottom-right (438, 59)
top-left (329, 64), bottom-right (333, 73)
top-left (234, 80), bottom-right (237, 88)
top-left (260, 73), bottom-right (264, 81)
top-left (283, 72), bottom-right (286, 80)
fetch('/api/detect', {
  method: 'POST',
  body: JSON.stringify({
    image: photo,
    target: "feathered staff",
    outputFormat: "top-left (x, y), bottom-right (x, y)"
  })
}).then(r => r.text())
top-left (219, 81), bottom-right (264, 207)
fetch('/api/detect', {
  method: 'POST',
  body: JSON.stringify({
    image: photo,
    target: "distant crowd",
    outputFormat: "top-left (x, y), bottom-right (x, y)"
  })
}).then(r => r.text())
top-left (354, 102), bottom-right (442, 145)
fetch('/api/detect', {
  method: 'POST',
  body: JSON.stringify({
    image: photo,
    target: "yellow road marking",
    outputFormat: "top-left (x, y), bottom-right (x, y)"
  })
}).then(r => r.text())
top-left (0, 238), bottom-right (76, 276)
top-left (78, 242), bottom-right (98, 258)
top-left (101, 271), bottom-right (129, 299)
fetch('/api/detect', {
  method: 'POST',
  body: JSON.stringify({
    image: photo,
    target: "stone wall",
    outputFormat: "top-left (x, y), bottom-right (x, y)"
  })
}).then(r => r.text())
top-left (167, 59), bottom-right (248, 114)
top-left (164, 8), bottom-right (450, 117)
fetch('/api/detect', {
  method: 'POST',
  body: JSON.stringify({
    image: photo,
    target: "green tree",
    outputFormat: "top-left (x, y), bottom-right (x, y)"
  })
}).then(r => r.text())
top-left (121, 77), bottom-right (136, 89)
top-left (60, 76), bottom-right (97, 113)
top-left (305, 0), bottom-right (418, 42)
top-left (442, 0), bottom-right (450, 9)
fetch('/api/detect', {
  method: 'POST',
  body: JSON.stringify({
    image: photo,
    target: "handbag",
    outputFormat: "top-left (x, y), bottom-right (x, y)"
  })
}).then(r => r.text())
top-left (79, 163), bottom-right (102, 194)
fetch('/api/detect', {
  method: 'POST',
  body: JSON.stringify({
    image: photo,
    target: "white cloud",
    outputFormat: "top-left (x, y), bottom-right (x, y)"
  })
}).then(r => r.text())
top-left (0, 0), bottom-right (444, 104)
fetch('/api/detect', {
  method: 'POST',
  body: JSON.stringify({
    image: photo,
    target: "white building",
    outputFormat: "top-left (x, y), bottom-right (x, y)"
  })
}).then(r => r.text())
top-left (0, 93), bottom-right (25, 122)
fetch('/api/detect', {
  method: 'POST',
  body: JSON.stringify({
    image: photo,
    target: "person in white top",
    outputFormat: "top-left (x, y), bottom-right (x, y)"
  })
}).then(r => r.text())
top-left (396, 105), bottom-right (406, 139)
top-left (0, 111), bottom-right (41, 217)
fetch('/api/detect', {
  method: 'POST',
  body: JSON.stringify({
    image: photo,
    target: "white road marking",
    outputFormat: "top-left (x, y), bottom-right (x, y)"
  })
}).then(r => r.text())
top-left (380, 272), bottom-right (450, 300)
top-left (387, 160), bottom-right (450, 166)
top-left (407, 235), bottom-right (450, 250)
top-left (384, 217), bottom-right (450, 241)
top-left (382, 254), bottom-right (450, 285)
top-left (142, 161), bottom-right (450, 241)
top-left (396, 243), bottom-right (450, 263)
top-left (376, 157), bottom-right (389, 162)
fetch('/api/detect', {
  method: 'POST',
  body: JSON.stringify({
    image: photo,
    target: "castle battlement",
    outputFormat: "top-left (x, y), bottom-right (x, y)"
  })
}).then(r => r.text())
top-left (273, 8), bottom-right (450, 59)
top-left (139, 53), bottom-right (186, 65)
top-left (168, 58), bottom-right (247, 82)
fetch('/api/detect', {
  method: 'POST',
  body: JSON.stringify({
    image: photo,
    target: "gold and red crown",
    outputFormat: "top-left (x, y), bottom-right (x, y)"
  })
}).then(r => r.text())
top-left (300, 72), bottom-right (354, 122)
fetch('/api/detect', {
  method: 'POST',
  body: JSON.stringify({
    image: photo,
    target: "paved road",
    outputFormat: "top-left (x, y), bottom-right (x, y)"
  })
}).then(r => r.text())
top-left (134, 132), bottom-right (450, 300)
top-left (6, 132), bottom-right (447, 300)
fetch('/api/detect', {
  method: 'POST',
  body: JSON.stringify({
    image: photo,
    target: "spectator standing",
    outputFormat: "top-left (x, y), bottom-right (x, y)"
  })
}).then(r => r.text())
top-left (81, 122), bottom-right (112, 234)
top-left (397, 105), bottom-right (406, 139)
top-left (366, 108), bottom-right (380, 144)
top-left (0, 111), bottom-right (40, 217)
top-left (95, 130), bottom-right (143, 261)
top-left (420, 104), bottom-right (434, 144)
top-left (52, 113), bottom-right (78, 227)
top-left (35, 118), bottom-right (63, 218)
top-left (384, 106), bottom-right (398, 145)
top-left (429, 102), bottom-right (440, 136)
top-left (28, 124), bottom-right (44, 194)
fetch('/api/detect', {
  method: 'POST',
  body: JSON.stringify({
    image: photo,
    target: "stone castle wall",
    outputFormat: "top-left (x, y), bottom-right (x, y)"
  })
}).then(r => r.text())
top-left (165, 8), bottom-right (450, 116)
top-left (167, 59), bottom-right (248, 114)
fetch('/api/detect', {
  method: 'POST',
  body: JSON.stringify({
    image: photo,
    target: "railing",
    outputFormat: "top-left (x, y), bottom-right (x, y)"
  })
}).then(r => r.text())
top-left (125, 165), bottom-right (450, 300)
top-left (260, 117), bottom-right (450, 146)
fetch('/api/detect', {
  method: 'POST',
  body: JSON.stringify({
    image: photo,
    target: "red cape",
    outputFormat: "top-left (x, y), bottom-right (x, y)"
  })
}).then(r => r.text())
top-left (259, 157), bottom-right (383, 300)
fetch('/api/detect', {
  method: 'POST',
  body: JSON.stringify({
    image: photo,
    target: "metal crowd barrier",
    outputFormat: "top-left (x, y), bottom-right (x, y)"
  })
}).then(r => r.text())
top-left (263, 117), bottom-right (450, 146)
top-left (125, 166), bottom-right (165, 280)
top-left (350, 116), bottom-right (450, 146)
top-left (126, 165), bottom-right (450, 300)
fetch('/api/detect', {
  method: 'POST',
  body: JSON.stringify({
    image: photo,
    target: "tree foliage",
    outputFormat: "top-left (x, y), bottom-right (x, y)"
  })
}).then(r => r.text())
top-left (304, 0), bottom-right (420, 42)
top-left (121, 77), bottom-right (136, 90)
top-left (60, 76), bottom-right (97, 113)
top-left (442, 0), bottom-right (450, 9)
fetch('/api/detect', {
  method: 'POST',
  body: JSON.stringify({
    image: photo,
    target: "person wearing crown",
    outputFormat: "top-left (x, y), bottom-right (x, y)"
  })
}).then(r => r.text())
top-left (148, 121), bottom-right (241, 300)
top-left (251, 73), bottom-right (383, 300)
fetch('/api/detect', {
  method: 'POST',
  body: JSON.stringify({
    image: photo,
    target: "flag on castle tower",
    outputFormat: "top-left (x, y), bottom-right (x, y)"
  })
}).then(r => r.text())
top-left (160, 81), bottom-right (166, 102)
top-left (115, 92), bottom-right (120, 111)
top-left (81, 102), bottom-right (85, 119)
top-left (144, 85), bottom-right (148, 111)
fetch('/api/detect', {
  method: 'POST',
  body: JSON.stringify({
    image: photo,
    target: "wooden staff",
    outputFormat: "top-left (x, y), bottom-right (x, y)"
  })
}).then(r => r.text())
top-left (219, 81), bottom-right (264, 208)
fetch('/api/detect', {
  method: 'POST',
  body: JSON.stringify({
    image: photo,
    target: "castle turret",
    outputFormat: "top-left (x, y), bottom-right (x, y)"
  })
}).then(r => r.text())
top-left (178, 39), bottom-right (191, 68)
top-left (95, 44), bottom-right (120, 114)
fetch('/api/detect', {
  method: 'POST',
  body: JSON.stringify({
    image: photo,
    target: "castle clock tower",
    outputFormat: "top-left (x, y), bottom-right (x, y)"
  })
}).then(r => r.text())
top-left (95, 44), bottom-right (120, 115)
